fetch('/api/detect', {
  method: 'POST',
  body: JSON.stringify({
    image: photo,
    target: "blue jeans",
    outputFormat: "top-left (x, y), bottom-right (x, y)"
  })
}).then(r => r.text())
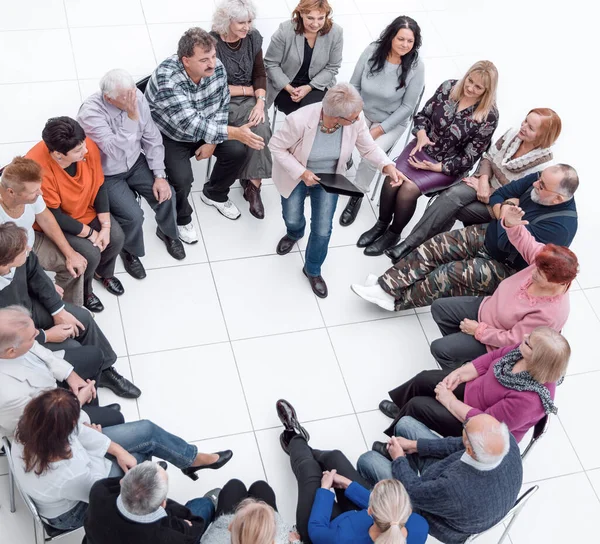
top-left (281, 182), bottom-right (338, 276)
top-left (185, 497), bottom-right (215, 526)
top-left (357, 416), bottom-right (442, 486)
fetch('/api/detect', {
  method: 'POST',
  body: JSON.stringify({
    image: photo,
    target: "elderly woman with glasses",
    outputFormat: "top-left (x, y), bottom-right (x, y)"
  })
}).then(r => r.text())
top-left (375, 326), bottom-right (570, 446)
top-left (269, 83), bottom-right (402, 298)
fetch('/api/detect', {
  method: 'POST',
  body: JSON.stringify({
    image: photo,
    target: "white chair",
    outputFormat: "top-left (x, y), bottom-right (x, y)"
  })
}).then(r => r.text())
top-left (369, 86), bottom-right (426, 202)
top-left (465, 485), bottom-right (539, 543)
top-left (2, 436), bottom-right (79, 544)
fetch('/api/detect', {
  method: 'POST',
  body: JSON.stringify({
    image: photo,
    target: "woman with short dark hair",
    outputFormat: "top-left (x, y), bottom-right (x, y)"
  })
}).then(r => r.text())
top-left (26, 117), bottom-right (125, 313)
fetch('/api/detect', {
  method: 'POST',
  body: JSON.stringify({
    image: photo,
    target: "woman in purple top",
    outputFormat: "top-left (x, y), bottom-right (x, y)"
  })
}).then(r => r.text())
top-left (358, 60), bottom-right (499, 256)
top-left (377, 326), bottom-right (570, 442)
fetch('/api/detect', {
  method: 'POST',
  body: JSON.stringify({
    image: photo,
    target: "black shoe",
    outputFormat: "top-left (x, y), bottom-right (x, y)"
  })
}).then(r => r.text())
top-left (385, 240), bottom-right (414, 265)
top-left (98, 368), bottom-right (141, 399)
top-left (84, 292), bottom-right (104, 313)
top-left (364, 230), bottom-right (402, 257)
top-left (121, 251), bottom-right (146, 280)
top-left (181, 450), bottom-right (233, 481)
top-left (156, 228), bottom-right (186, 260)
top-left (276, 399), bottom-right (310, 441)
top-left (203, 488), bottom-right (221, 509)
top-left (157, 461), bottom-right (168, 470)
top-left (104, 403), bottom-right (121, 412)
top-left (340, 196), bottom-right (363, 227)
top-left (379, 400), bottom-right (401, 419)
top-left (303, 268), bottom-right (328, 298)
top-left (357, 220), bottom-right (389, 248)
top-left (94, 274), bottom-right (125, 296)
top-left (276, 234), bottom-right (297, 255)
top-left (372, 441), bottom-right (393, 461)
top-left (280, 429), bottom-right (302, 455)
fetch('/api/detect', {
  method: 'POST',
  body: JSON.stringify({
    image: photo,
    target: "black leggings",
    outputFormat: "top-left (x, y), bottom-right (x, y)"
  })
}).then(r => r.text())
top-left (378, 178), bottom-right (422, 235)
top-left (215, 479), bottom-right (278, 517)
top-left (289, 436), bottom-right (372, 543)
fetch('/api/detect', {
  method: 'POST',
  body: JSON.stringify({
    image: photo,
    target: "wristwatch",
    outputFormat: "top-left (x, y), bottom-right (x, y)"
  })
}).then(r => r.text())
top-left (256, 95), bottom-right (266, 102)
top-left (502, 200), bottom-right (517, 207)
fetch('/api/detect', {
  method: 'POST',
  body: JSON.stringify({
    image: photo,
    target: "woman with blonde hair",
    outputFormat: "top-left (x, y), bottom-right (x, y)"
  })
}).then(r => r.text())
top-left (359, 60), bottom-right (499, 256)
top-left (264, 0), bottom-right (343, 115)
top-left (387, 107), bottom-right (562, 263)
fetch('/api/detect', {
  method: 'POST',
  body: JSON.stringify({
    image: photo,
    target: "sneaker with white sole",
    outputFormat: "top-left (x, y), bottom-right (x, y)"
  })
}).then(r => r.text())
top-left (200, 192), bottom-right (241, 220)
top-left (177, 223), bottom-right (199, 244)
top-left (364, 273), bottom-right (379, 287)
top-left (350, 282), bottom-right (395, 311)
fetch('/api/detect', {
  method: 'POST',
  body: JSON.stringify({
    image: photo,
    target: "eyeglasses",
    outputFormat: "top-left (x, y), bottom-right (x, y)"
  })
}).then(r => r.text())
top-left (339, 115), bottom-right (359, 124)
top-left (524, 337), bottom-right (532, 349)
top-left (537, 178), bottom-right (564, 196)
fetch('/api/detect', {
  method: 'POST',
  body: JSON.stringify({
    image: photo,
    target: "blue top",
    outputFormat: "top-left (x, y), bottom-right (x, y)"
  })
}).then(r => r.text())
top-left (485, 172), bottom-right (578, 270)
top-left (308, 482), bottom-right (429, 544)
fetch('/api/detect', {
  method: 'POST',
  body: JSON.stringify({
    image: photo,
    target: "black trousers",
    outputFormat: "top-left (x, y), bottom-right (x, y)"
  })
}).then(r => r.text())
top-left (215, 479), bottom-right (278, 517)
top-left (55, 345), bottom-right (124, 428)
top-left (162, 134), bottom-right (248, 225)
top-left (32, 299), bottom-right (117, 373)
top-left (289, 436), bottom-right (372, 544)
top-left (430, 296), bottom-right (488, 369)
top-left (274, 88), bottom-right (326, 115)
top-left (384, 369), bottom-right (465, 438)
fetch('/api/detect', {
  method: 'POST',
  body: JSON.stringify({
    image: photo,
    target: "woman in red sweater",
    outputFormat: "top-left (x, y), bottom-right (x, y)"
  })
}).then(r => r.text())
top-left (376, 326), bottom-right (570, 443)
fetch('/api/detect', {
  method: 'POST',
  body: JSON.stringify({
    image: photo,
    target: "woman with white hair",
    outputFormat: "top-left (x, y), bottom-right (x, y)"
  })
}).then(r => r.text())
top-left (268, 83), bottom-right (402, 298)
top-left (210, 0), bottom-right (272, 219)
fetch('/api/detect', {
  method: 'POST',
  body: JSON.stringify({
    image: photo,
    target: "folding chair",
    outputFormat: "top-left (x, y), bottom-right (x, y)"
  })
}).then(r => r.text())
top-left (466, 485), bottom-right (539, 543)
top-left (2, 436), bottom-right (80, 544)
top-left (370, 86), bottom-right (426, 202)
top-left (135, 75), bottom-right (151, 94)
top-left (520, 414), bottom-right (550, 461)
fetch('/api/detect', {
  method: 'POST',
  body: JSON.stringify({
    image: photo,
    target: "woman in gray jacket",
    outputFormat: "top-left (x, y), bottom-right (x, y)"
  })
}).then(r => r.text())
top-left (340, 16), bottom-right (425, 227)
top-left (264, 0), bottom-right (342, 115)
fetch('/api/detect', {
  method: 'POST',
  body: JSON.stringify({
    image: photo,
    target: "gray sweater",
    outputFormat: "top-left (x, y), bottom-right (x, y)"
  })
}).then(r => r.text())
top-left (392, 435), bottom-right (523, 544)
top-left (200, 512), bottom-right (297, 544)
top-left (350, 43), bottom-right (425, 134)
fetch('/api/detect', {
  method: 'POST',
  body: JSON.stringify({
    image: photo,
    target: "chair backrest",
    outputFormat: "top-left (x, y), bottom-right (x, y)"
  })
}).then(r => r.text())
top-left (136, 75), bottom-right (151, 94)
top-left (521, 414), bottom-right (550, 460)
top-left (465, 485), bottom-right (539, 543)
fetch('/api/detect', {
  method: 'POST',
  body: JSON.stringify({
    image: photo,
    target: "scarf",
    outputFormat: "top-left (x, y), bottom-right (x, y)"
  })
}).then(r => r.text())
top-left (489, 127), bottom-right (553, 174)
top-left (492, 348), bottom-right (558, 415)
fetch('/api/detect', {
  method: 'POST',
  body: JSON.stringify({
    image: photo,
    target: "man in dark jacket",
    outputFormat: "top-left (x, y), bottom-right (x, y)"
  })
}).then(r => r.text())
top-left (84, 462), bottom-right (215, 544)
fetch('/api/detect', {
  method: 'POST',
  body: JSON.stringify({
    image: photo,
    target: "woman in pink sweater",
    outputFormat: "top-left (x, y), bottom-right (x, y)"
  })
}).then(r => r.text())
top-left (376, 326), bottom-right (570, 442)
top-left (428, 205), bottom-right (578, 370)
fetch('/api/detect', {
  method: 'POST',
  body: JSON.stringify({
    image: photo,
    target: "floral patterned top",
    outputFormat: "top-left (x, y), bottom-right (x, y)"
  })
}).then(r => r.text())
top-left (412, 79), bottom-right (499, 177)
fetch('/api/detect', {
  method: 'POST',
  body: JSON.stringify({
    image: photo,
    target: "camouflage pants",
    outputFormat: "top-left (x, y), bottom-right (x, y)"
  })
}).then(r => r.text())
top-left (379, 224), bottom-right (514, 311)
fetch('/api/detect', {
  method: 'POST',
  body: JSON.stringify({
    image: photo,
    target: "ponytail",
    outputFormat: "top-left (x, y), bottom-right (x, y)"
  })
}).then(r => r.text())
top-left (369, 480), bottom-right (411, 544)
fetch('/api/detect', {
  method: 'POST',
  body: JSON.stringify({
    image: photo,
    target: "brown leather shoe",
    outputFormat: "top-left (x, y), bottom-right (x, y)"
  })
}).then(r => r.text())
top-left (276, 235), bottom-right (296, 255)
top-left (242, 179), bottom-right (265, 219)
top-left (303, 268), bottom-right (328, 298)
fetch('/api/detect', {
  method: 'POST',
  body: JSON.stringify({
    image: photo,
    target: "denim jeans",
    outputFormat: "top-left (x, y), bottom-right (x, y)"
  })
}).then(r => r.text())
top-left (281, 182), bottom-right (338, 277)
top-left (104, 419), bottom-right (198, 476)
top-left (44, 500), bottom-right (89, 531)
top-left (185, 497), bottom-right (216, 525)
top-left (357, 416), bottom-right (442, 486)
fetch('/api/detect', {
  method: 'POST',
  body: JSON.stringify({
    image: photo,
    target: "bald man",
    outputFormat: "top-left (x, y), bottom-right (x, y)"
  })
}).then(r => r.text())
top-left (357, 414), bottom-right (523, 544)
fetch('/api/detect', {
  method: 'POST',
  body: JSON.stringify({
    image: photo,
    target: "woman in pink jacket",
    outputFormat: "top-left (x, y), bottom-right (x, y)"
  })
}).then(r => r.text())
top-left (427, 204), bottom-right (578, 369)
top-left (376, 326), bottom-right (570, 442)
top-left (268, 82), bottom-right (402, 298)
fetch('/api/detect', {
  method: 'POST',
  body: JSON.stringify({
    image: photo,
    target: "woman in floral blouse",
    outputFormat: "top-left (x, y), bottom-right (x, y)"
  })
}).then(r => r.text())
top-left (358, 60), bottom-right (499, 256)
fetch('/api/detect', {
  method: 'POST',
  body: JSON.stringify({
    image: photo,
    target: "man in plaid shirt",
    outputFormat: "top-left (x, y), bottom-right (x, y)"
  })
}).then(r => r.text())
top-left (146, 28), bottom-right (264, 242)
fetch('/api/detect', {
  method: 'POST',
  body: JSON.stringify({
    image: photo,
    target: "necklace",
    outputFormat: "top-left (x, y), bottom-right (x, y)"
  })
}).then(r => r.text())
top-left (224, 38), bottom-right (242, 51)
top-left (319, 113), bottom-right (341, 134)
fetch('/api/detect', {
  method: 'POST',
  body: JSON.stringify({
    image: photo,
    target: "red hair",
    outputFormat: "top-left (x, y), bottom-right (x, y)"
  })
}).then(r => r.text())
top-left (535, 244), bottom-right (578, 285)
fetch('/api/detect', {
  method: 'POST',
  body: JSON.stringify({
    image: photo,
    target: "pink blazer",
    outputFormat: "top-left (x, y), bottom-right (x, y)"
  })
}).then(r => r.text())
top-left (268, 102), bottom-right (394, 198)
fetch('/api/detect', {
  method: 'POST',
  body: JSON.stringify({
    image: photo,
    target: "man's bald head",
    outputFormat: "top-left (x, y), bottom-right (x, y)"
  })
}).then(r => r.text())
top-left (0, 306), bottom-right (35, 356)
top-left (464, 414), bottom-right (510, 465)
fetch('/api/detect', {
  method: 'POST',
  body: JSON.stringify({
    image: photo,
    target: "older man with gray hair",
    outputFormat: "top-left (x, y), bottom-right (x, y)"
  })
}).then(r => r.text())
top-left (83, 461), bottom-right (218, 544)
top-left (357, 414), bottom-right (523, 544)
top-left (269, 82), bottom-right (402, 297)
top-left (78, 68), bottom-right (185, 281)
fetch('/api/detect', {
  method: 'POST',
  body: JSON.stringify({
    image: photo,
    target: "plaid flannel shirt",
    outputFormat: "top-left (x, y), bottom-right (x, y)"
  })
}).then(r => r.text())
top-left (145, 55), bottom-right (230, 144)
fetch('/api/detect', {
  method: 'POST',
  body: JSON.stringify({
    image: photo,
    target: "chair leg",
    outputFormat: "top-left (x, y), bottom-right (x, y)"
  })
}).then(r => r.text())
top-left (8, 466), bottom-right (16, 513)
top-left (206, 155), bottom-right (213, 181)
top-left (271, 107), bottom-right (278, 132)
top-left (497, 507), bottom-right (523, 544)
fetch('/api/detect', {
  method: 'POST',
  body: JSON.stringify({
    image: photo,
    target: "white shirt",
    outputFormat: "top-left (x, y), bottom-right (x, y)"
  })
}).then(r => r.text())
top-left (11, 411), bottom-right (112, 520)
top-left (0, 195), bottom-right (46, 247)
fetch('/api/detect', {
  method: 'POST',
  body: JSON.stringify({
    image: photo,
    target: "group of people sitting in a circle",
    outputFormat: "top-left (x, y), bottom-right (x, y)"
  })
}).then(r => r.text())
top-left (0, 0), bottom-right (578, 543)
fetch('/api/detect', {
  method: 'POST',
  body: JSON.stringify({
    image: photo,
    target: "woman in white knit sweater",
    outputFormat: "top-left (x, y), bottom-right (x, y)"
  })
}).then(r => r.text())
top-left (339, 15), bottom-right (425, 227)
top-left (386, 108), bottom-right (562, 263)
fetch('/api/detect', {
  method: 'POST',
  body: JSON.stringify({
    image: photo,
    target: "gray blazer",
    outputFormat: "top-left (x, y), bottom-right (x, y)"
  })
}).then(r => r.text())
top-left (264, 20), bottom-right (343, 108)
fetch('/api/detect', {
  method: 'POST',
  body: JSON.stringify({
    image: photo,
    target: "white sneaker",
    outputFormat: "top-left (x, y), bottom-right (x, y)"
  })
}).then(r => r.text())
top-left (200, 193), bottom-right (241, 220)
top-left (350, 282), bottom-right (395, 312)
top-left (365, 273), bottom-right (379, 287)
top-left (177, 223), bottom-right (199, 244)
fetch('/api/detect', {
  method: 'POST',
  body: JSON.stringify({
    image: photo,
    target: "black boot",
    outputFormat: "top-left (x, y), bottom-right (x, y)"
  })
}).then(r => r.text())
top-left (385, 240), bottom-right (414, 264)
top-left (357, 220), bottom-right (389, 248)
top-left (340, 196), bottom-right (363, 227)
top-left (364, 229), bottom-right (402, 256)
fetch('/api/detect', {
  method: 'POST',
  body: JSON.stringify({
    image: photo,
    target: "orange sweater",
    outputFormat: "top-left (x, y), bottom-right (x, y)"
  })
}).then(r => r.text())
top-left (26, 138), bottom-right (104, 226)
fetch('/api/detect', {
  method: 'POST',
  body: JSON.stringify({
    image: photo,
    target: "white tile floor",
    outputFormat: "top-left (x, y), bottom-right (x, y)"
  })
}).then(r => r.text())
top-left (0, 1), bottom-right (597, 542)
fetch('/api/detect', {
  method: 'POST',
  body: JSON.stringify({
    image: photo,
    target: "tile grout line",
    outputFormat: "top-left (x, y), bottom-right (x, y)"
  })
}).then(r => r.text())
top-left (61, 0), bottom-right (83, 101)
top-left (139, 0), bottom-right (158, 66)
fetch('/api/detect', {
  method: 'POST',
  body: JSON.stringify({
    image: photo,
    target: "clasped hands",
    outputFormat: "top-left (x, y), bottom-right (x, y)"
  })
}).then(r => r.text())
top-left (320, 469), bottom-right (353, 490)
top-left (287, 84), bottom-right (312, 103)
